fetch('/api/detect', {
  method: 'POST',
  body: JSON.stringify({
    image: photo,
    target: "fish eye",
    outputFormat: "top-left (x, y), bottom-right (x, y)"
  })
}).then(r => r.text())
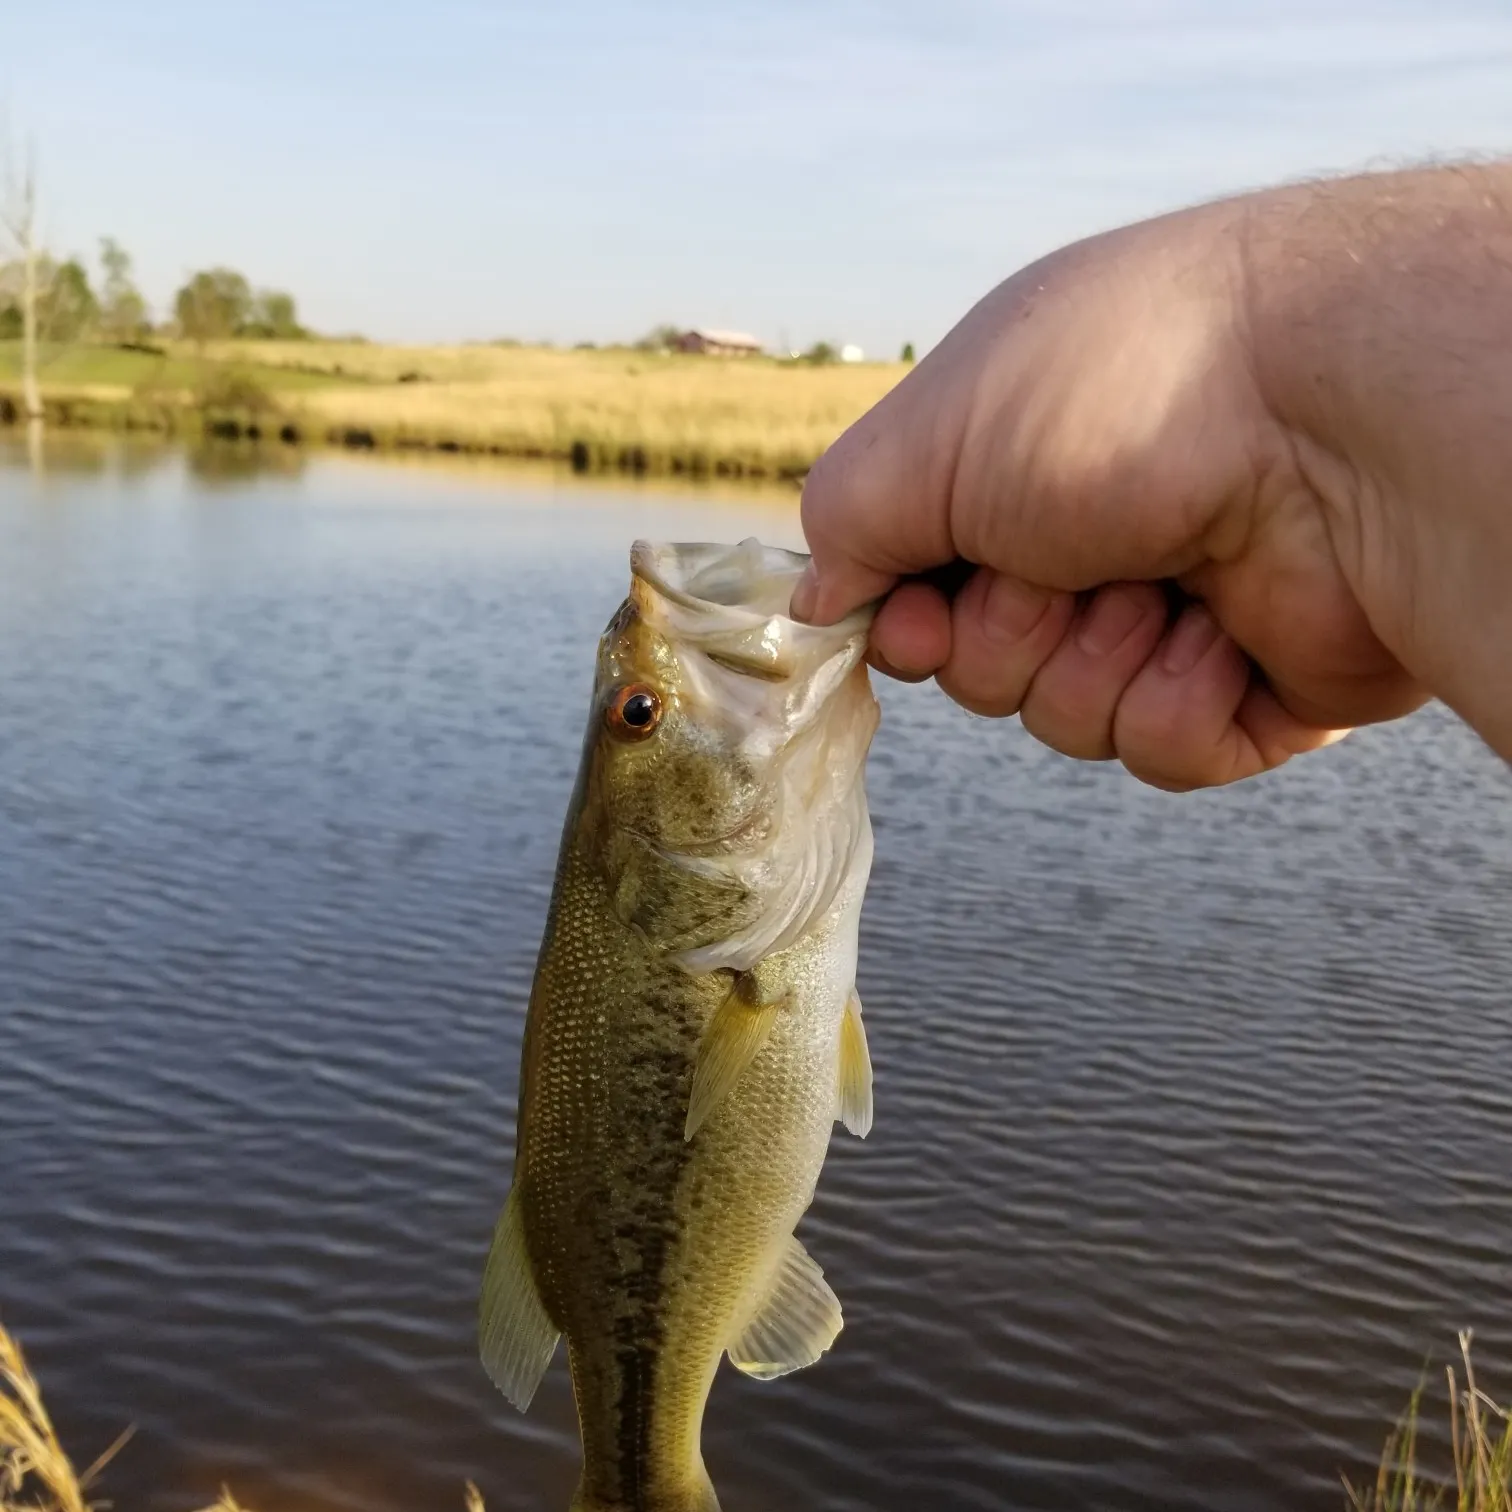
top-left (606, 683), bottom-right (663, 740)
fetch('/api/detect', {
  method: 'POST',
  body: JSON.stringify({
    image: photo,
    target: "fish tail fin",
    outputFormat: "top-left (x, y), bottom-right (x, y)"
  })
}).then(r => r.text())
top-left (569, 1462), bottom-right (720, 1512)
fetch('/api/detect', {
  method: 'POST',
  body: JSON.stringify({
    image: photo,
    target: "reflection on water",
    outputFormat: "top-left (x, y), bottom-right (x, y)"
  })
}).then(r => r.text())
top-left (0, 431), bottom-right (309, 486)
top-left (184, 438), bottom-right (308, 487)
top-left (0, 448), bottom-right (1509, 1512)
top-left (0, 430), bottom-right (801, 501)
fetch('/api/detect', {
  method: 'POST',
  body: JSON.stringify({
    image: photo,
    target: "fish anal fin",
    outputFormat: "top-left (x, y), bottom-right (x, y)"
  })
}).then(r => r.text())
top-left (837, 992), bottom-right (873, 1139)
top-left (728, 1234), bottom-right (842, 1381)
top-left (685, 971), bottom-right (784, 1141)
top-left (478, 1187), bottom-right (559, 1411)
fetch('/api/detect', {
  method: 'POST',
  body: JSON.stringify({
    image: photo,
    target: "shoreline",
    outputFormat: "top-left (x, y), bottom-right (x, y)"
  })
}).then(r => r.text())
top-left (0, 426), bottom-right (810, 508)
top-left (0, 389), bottom-right (813, 483)
top-left (0, 339), bottom-right (908, 484)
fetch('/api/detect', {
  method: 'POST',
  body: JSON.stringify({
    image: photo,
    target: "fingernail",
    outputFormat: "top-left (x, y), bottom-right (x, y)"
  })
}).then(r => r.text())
top-left (1076, 587), bottom-right (1146, 656)
top-left (980, 572), bottom-right (1053, 646)
top-left (1161, 605), bottom-right (1222, 675)
top-left (789, 564), bottom-right (819, 623)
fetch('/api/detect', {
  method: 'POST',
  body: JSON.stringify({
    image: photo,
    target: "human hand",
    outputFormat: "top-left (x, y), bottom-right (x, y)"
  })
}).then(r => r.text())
top-left (793, 199), bottom-right (1427, 791)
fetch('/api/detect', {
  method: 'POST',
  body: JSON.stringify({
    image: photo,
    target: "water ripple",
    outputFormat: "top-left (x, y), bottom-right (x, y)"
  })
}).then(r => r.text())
top-left (1, 453), bottom-right (1510, 1511)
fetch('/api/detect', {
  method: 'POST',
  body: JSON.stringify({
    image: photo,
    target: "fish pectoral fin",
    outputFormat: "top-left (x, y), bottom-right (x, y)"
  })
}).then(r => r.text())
top-left (727, 1234), bottom-right (843, 1381)
top-left (478, 1187), bottom-right (559, 1412)
top-left (684, 972), bottom-right (784, 1142)
top-left (836, 991), bottom-right (873, 1139)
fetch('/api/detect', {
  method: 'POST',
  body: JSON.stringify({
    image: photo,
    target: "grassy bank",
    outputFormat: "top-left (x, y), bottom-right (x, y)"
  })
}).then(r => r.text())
top-left (1346, 1333), bottom-right (1512, 1512)
top-left (0, 340), bottom-right (907, 480)
top-left (3, 1316), bottom-right (1508, 1510)
top-left (0, 1319), bottom-right (484, 1512)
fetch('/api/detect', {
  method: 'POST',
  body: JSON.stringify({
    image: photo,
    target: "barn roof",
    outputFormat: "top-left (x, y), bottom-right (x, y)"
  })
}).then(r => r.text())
top-left (686, 327), bottom-right (764, 348)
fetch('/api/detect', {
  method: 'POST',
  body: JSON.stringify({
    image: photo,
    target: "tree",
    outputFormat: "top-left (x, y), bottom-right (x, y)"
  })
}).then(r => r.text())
top-left (174, 270), bottom-right (306, 341)
top-left (901, 341), bottom-right (915, 363)
top-left (98, 237), bottom-right (148, 342)
top-left (634, 323), bottom-right (681, 353)
top-left (37, 257), bottom-right (97, 341)
top-left (0, 260), bottom-right (22, 338)
top-left (0, 139), bottom-right (43, 422)
top-left (804, 340), bottom-right (838, 365)
top-left (174, 266), bottom-right (252, 343)
top-left (240, 287), bottom-right (305, 339)
top-left (2, 255), bottom-right (99, 343)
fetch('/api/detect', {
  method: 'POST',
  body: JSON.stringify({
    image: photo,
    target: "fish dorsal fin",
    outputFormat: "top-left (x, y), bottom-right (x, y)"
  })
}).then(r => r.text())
top-left (728, 1234), bottom-right (843, 1380)
top-left (478, 1187), bottom-right (559, 1411)
top-left (685, 971), bottom-right (783, 1141)
top-left (837, 992), bottom-right (873, 1139)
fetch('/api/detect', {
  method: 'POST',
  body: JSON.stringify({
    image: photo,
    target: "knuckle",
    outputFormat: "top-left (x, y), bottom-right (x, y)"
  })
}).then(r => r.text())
top-left (1019, 659), bottom-right (1123, 760)
top-left (1020, 690), bottom-right (1115, 761)
top-left (1113, 693), bottom-right (1186, 755)
top-left (1115, 716), bottom-right (1236, 791)
top-left (937, 668), bottom-right (1027, 719)
top-left (1112, 690), bottom-right (1211, 789)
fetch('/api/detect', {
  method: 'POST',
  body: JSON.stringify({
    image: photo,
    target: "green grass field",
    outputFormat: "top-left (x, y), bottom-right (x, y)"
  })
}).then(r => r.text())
top-left (0, 339), bottom-right (907, 479)
top-left (0, 342), bottom-right (343, 395)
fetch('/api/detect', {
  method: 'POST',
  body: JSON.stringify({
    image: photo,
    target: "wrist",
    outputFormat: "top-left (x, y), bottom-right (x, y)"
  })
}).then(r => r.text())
top-left (1235, 167), bottom-right (1512, 754)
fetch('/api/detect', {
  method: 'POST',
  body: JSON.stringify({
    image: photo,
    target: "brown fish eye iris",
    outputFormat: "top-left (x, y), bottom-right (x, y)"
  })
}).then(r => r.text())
top-left (606, 683), bottom-right (662, 740)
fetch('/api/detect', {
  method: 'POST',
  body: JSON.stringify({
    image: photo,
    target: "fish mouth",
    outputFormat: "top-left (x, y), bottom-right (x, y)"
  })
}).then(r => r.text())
top-left (630, 538), bottom-right (876, 636)
top-left (615, 536), bottom-right (877, 872)
top-left (630, 539), bottom-right (809, 618)
top-left (629, 538), bottom-right (876, 692)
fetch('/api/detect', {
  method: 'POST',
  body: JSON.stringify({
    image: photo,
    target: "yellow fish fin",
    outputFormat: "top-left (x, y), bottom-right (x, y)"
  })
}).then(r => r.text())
top-left (684, 973), bottom-right (783, 1142)
top-left (727, 1234), bottom-right (843, 1380)
top-left (836, 991), bottom-right (873, 1139)
top-left (478, 1187), bottom-right (559, 1411)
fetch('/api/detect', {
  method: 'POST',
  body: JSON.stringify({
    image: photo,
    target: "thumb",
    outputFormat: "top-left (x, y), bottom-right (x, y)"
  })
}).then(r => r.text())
top-left (794, 357), bottom-right (963, 624)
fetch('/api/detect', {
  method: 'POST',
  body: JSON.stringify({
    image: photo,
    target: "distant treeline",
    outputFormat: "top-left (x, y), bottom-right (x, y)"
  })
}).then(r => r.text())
top-left (0, 237), bottom-right (308, 345)
top-left (0, 239), bottom-right (916, 367)
top-left (582, 324), bottom-right (917, 367)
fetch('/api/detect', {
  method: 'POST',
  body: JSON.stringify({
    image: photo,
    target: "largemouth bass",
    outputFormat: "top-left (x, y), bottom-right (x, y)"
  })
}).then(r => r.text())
top-left (479, 538), bottom-right (879, 1512)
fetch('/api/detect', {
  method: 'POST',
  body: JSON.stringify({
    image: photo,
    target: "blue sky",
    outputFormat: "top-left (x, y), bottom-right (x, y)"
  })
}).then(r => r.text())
top-left (6, 1), bottom-right (1512, 353)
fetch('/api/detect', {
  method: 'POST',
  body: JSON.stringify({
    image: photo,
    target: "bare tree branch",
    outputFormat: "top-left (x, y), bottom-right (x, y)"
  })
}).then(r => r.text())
top-left (1, 131), bottom-right (43, 423)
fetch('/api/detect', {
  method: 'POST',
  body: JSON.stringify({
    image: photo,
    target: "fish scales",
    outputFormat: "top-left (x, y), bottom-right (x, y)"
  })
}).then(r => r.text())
top-left (481, 539), bottom-right (879, 1512)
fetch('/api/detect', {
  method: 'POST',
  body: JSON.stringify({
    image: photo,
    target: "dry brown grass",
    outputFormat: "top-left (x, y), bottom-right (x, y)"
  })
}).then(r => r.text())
top-left (1348, 1331), bottom-right (1512, 1512)
top-left (193, 1491), bottom-right (256, 1512)
top-left (0, 1320), bottom-right (130, 1512)
top-left (207, 341), bottom-right (907, 478)
top-left (199, 340), bottom-right (523, 385)
top-left (3, 339), bottom-right (907, 477)
top-left (0, 1318), bottom-right (489, 1512)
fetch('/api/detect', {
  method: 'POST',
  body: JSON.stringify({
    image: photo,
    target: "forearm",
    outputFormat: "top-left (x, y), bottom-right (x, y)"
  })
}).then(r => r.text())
top-left (1243, 163), bottom-right (1512, 757)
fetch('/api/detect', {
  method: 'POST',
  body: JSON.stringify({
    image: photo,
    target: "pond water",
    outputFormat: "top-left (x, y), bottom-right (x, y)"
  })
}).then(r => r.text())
top-left (1, 439), bottom-right (1509, 1512)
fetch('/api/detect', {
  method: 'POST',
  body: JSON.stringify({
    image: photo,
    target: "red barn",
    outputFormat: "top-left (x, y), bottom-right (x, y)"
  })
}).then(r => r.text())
top-left (673, 328), bottom-right (764, 357)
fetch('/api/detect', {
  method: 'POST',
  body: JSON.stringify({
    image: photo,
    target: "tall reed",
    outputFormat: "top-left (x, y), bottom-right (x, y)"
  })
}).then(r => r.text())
top-left (1347, 1331), bottom-right (1512, 1512)
top-left (0, 1320), bottom-right (130, 1512)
